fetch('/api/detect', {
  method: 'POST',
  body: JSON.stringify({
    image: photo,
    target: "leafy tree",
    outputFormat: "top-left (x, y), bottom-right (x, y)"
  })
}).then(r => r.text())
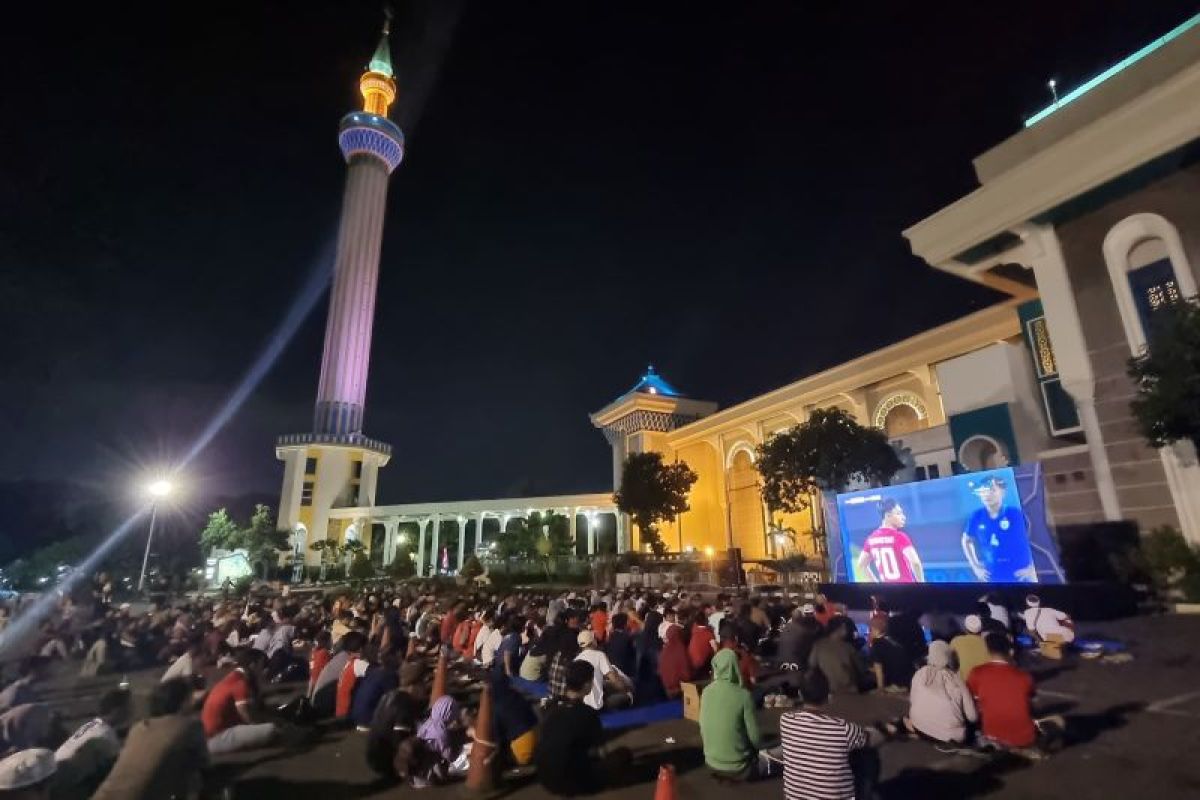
top-left (310, 539), bottom-right (342, 567)
top-left (200, 509), bottom-right (242, 555)
top-left (460, 554), bottom-right (484, 583)
top-left (1128, 297), bottom-right (1200, 453)
top-left (348, 551), bottom-right (374, 580)
top-left (756, 408), bottom-right (902, 515)
top-left (241, 505), bottom-right (289, 579)
top-left (614, 452), bottom-right (698, 556)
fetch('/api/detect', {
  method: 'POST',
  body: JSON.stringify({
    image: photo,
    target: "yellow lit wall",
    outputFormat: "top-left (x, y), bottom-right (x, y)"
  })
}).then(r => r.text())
top-left (668, 441), bottom-right (725, 553)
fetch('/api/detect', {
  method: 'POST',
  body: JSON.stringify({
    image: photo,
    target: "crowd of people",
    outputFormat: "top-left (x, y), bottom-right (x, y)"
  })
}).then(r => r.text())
top-left (0, 574), bottom-right (1077, 798)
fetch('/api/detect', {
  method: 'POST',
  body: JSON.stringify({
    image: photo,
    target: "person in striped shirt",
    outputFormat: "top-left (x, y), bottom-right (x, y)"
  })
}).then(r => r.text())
top-left (780, 668), bottom-right (882, 800)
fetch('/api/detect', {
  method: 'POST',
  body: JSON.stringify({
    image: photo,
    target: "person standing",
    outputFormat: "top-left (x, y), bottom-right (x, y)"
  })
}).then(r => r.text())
top-left (856, 500), bottom-right (924, 583)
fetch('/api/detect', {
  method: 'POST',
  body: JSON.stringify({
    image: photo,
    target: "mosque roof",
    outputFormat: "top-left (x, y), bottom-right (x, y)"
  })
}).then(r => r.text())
top-left (624, 365), bottom-right (683, 398)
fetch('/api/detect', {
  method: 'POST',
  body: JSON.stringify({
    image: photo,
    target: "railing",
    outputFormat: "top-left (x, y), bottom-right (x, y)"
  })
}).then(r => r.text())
top-left (276, 432), bottom-right (392, 456)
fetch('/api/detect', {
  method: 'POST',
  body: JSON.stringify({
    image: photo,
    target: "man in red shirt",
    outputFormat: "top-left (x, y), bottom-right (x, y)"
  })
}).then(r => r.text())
top-left (202, 649), bottom-right (277, 755)
top-left (686, 611), bottom-right (717, 673)
top-left (856, 500), bottom-right (925, 583)
top-left (966, 633), bottom-right (1036, 748)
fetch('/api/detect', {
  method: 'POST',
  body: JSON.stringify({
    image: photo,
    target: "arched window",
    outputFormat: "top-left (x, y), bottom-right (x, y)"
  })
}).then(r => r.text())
top-left (958, 435), bottom-right (1010, 471)
top-left (1103, 213), bottom-right (1197, 353)
top-left (872, 393), bottom-right (928, 437)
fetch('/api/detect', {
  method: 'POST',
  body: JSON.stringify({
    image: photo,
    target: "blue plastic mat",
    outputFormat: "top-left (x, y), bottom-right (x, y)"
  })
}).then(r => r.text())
top-left (511, 677), bottom-right (550, 699)
top-left (600, 699), bottom-right (684, 730)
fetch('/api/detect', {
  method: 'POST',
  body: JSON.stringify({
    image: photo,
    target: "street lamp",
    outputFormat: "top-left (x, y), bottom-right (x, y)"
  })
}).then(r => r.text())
top-left (138, 478), bottom-right (174, 593)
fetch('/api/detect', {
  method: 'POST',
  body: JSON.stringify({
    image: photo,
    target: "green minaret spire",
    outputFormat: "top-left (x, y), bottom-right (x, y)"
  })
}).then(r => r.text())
top-left (368, 7), bottom-right (394, 77)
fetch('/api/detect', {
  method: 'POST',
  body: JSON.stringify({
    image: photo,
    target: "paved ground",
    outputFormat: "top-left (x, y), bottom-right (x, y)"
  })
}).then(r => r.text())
top-left (42, 614), bottom-right (1200, 798)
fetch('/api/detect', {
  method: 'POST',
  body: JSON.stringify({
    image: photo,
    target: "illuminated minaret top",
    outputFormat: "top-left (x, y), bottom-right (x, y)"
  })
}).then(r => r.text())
top-left (312, 11), bottom-right (405, 438)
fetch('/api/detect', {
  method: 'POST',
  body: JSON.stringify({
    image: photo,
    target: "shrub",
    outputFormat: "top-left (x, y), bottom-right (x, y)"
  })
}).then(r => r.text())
top-left (348, 553), bottom-right (374, 581)
top-left (461, 555), bottom-right (484, 583)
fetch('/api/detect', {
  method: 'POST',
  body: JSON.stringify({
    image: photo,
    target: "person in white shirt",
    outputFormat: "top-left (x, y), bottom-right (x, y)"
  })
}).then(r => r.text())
top-left (1022, 595), bottom-right (1075, 644)
top-left (574, 630), bottom-right (633, 710)
top-left (478, 614), bottom-right (504, 667)
top-left (980, 594), bottom-right (1011, 630)
top-left (54, 688), bottom-right (131, 792)
top-left (899, 641), bottom-right (977, 744)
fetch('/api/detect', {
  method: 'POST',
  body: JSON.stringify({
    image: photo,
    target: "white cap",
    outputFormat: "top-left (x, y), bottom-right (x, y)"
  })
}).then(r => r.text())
top-left (577, 630), bottom-right (596, 648)
top-left (964, 615), bottom-right (982, 634)
top-left (0, 749), bottom-right (56, 789)
top-left (801, 603), bottom-right (815, 615)
top-left (1026, 594), bottom-right (1041, 608)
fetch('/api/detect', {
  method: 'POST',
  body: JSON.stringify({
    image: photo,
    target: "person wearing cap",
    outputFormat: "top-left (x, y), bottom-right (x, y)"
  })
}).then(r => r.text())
top-left (574, 629), bottom-right (633, 710)
top-left (0, 748), bottom-right (55, 799)
top-left (951, 615), bottom-right (990, 681)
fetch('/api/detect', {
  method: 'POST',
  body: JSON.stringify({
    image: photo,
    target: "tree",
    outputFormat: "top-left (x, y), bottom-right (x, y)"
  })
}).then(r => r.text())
top-left (348, 551), bottom-right (374, 581)
top-left (1128, 297), bottom-right (1200, 453)
top-left (756, 408), bottom-right (902, 515)
top-left (614, 452), bottom-right (698, 556)
top-left (199, 509), bottom-right (241, 555)
top-left (460, 554), bottom-right (484, 583)
top-left (241, 505), bottom-right (289, 579)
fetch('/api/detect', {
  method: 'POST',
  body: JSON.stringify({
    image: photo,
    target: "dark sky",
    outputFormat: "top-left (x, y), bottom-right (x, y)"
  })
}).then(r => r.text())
top-left (2, 1), bottom-right (1196, 509)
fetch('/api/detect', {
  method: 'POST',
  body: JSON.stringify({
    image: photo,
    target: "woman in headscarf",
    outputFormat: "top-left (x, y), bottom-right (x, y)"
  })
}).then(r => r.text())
top-left (634, 609), bottom-right (666, 704)
top-left (659, 624), bottom-right (693, 699)
top-left (698, 649), bottom-right (763, 779)
top-left (900, 640), bottom-right (977, 744)
top-left (416, 695), bottom-right (463, 763)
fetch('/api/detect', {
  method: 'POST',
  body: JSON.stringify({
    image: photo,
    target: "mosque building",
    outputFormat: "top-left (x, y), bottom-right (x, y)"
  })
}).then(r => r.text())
top-left (278, 13), bottom-right (1200, 576)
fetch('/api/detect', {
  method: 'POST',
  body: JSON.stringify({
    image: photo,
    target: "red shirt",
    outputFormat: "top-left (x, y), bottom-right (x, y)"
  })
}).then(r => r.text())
top-left (309, 647), bottom-right (330, 694)
top-left (590, 611), bottom-right (609, 643)
top-left (439, 612), bottom-right (460, 647)
top-left (862, 528), bottom-right (917, 583)
top-left (967, 661), bottom-right (1036, 747)
top-left (336, 656), bottom-right (365, 718)
top-left (202, 670), bottom-right (252, 737)
top-left (687, 624), bottom-right (716, 672)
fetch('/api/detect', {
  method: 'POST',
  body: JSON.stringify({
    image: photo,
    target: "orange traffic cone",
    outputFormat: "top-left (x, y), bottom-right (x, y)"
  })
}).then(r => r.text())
top-left (654, 764), bottom-right (677, 800)
top-left (462, 684), bottom-right (497, 795)
top-left (430, 651), bottom-right (448, 704)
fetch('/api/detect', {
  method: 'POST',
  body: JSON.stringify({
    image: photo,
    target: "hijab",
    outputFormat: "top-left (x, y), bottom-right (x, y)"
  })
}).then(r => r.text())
top-left (659, 624), bottom-right (692, 694)
top-left (921, 640), bottom-right (953, 687)
top-left (416, 696), bottom-right (459, 760)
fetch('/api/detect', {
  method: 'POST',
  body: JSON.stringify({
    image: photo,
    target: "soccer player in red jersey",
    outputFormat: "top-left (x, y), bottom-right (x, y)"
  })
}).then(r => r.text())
top-left (855, 499), bottom-right (925, 583)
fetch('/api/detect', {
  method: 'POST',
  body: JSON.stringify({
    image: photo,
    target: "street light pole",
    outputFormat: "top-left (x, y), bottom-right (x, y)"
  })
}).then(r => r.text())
top-left (138, 502), bottom-right (159, 593)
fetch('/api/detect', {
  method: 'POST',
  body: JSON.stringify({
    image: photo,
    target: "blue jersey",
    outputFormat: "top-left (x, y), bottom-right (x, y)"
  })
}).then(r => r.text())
top-left (965, 506), bottom-right (1031, 582)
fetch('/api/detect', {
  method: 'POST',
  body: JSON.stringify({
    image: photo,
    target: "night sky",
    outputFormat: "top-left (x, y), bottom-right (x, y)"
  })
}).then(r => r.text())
top-left (2, 1), bottom-right (1196, 509)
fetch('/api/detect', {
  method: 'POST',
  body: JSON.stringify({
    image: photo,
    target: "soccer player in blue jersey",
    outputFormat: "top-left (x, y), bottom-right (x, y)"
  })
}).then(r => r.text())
top-left (961, 476), bottom-right (1036, 583)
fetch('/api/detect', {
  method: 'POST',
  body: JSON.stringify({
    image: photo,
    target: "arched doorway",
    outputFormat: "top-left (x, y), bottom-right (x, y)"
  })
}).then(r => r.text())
top-left (727, 449), bottom-right (766, 558)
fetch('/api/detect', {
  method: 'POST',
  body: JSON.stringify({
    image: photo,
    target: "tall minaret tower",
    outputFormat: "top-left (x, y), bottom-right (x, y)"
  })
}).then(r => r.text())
top-left (277, 14), bottom-right (403, 566)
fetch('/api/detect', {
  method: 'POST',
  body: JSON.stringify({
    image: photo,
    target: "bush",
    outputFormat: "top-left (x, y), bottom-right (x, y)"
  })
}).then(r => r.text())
top-left (386, 554), bottom-right (415, 580)
top-left (348, 553), bottom-right (374, 581)
top-left (1139, 526), bottom-right (1200, 601)
top-left (460, 555), bottom-right (484, 583)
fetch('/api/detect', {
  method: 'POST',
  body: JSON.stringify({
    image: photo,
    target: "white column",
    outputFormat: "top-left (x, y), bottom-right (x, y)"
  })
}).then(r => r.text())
top-left (615, 512), bottom-right (628, 554)
top-left (476, 512), bottom-right (486, 554)
top-left (383, 520), bottom-right (398, 565)
top-left (569, 510), bottom-right (578, 553)
top-left (457, 517), bottom-right (467, 572)
top-left (431, 514), bottom-right (442, 574)
top-left (1020, 224), bottom-right (1121, 520)
top-left (416, 518), bottom-right (428, 578)
top-left (587, 513), bottom-right (597, 556)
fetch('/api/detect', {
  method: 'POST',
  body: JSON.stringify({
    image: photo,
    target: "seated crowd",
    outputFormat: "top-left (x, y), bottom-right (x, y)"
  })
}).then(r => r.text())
top-left (0, 576), bottom-right (1075, 798)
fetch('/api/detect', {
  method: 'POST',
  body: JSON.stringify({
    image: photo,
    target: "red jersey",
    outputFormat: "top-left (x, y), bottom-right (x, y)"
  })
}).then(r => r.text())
top-left (590, 611), bottom-right (609, 643)
top-left (862, 528), bottom-right (917, 583)
top-left (687, 624), bottom-right (716, 672)
top-left (308, 647), bottom-right (331, 694)
top-left (967, 661), bottom-right (1036, 747)
top-left (202, 669), bottom-right (251, 737)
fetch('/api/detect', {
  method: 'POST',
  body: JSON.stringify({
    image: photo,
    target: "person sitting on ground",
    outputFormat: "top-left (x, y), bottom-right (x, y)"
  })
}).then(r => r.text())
top-left (604, 612), bottom-right (638, 680)
top-left (335, 632), bottom-right (370, 721)
top-left (547, 611), bottom-right (584, 701)
top-left (659, 623), bottom-right (693, 700)
top-left (489, 674), bottom-right (539, 768)
top-left (868, 616), bottom-right (914, 691)
top-left (894, 640), bottom-right (977, 745)
top-left (307, 631), bottom-right (332, 696)
top-left (718, 627), bottom-right (758, 690)
top-left (967, 632), bottom-right (1041, 751)
top-left (686, 610), bottom-right (718, 675)
top-left (699, 649), bottom-right (764, 780)
top-left (365, 689), bottom-right (419, 778)
top-left (0, 748), bottom-right (56, 800)
top-left (951, 615), bottom-right (989, 682)
top-left (201, 648), bottom-right (278, 755)
top-left (575, 630), bottom-right (633, 709)
top-left (780, 669), bottom-right (881, 800)
top-left (518, 629), bottom-right (550, 682)
top-left (777, 609), bottom-right (816, 669)
top-left (0, 704), bottom-right (56, 755)
top-left (351, 651), bottom-right (400, 732)
top-left (808, 619), bottom-right (870, 695)
top-left (415, 696), bottom-right (463, 766)
top-left (93, 678), bottom-right (209, 800)
top-left (1022, 595), bottom-right (1075, 646)
top-left (534, 661), bottom-right (629, 797)
top-left (0, 659), bottom-right (49, 716)
top-left (310, 631), bottom-right (364, 717)
top-left (53, 688), bottom-right (131, 795)
top-left (981, 593), bottom-right (1012, 631)
top-left (494, 615), bottom-right (523, 679)
top-left (162, 636), bottom-right (203, 684)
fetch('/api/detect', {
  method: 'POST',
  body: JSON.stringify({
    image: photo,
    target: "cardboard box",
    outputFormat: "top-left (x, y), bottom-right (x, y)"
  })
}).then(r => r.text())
top-left (681, 679), bottom-right (711, 722)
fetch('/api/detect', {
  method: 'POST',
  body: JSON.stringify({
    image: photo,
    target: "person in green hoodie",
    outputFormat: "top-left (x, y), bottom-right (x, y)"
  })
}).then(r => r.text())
top-left (699, 649), bottom-right (767, 780)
